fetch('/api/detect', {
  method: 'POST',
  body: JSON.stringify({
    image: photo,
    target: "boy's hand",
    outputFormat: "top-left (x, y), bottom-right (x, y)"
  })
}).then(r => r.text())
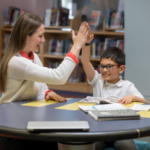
top-left (45, 92), bottom-right (66, 102)
top-left (86, 27), bottom-right (94, 43)
top-left (118, 95), bottom-right (134, 104)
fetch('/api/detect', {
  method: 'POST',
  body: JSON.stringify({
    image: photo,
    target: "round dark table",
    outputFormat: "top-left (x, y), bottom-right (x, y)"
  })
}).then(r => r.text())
top-left (0, 98), bottom-right (150, 150)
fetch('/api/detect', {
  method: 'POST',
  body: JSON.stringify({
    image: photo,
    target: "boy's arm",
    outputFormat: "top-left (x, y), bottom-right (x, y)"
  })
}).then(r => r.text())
top-left (118, 95), bottom-right (148, 104)
top-left (81, 45), bottom-right (95, 82)
top-left (81, 24), bottom-right (95, 82)
top-left (132, 96), bottom-right (148, 103)
top-left (118, 82), bottom-right (148, 104)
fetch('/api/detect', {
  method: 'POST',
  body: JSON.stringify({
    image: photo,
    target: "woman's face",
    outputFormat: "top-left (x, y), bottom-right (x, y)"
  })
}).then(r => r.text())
top-left (26, 24), bottom-right (45, 53)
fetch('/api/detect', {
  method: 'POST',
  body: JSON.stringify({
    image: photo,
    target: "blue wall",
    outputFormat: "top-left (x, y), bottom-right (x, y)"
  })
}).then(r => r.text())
top-left (125, 0), bottom-right (150, 102)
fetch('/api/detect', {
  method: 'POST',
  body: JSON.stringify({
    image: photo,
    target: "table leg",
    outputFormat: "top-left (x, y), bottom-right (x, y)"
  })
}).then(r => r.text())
top-left (58, 142), bottom-right (95, 150)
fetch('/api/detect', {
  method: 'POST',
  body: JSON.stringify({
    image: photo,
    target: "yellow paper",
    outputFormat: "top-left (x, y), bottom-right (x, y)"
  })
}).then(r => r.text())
top-left (22, 98), bottom-right (72, 107)
top-left (137, 111), bottom-right (150, 118)
top-left (123, 102), bottom-right (143, 108)
top-left (122, 102), bottom-right (150, 118)
top-left (22, 99), bottom-right (57, 107)
top-left (55, 102), bottom-right (96, 111)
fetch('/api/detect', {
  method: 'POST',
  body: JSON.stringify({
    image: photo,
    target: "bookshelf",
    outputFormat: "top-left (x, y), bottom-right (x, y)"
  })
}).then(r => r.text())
top-left (0, 17), bottom-right (124, 94)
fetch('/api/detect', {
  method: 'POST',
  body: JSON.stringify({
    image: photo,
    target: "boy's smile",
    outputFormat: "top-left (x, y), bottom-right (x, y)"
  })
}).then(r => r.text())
top-left (100, 58), bottom-right (125, 84)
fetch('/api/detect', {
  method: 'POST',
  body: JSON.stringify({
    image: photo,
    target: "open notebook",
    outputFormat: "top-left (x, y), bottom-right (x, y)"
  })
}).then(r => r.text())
top-left (78, 96), bottom-right (121, 104)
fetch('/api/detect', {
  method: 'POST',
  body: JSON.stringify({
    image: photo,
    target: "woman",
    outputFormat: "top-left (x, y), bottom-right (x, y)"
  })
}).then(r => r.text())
top-left (0, 13), bottom-right (90, 150)
top-left (0, 13), bottom-right (90, 104)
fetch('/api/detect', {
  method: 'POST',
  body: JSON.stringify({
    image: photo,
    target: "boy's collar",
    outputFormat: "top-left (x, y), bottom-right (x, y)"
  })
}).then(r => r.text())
top-left (19, 51), bottom-right (34, 60)
top-left (104, 76), bottom-right (123, 87)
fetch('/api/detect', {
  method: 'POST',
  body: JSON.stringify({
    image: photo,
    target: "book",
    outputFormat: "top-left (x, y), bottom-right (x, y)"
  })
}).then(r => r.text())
top-left (59, 7), bottom-right (69, 26)
top-left (104, 38), bottom-right (116, 50)
top-left (19, 9), bottom-right (28, 16)
top-left (81, 15), bottom-right (88, 22)
top-left (97, 39), bottom-right (105, 56)
top-left (88, 109), bottom-right (141, 121)
top-left (78, 103), bottom-right (127, 113)
top-left (105, 9), bottom-right (112, 28)
top-left (117, 0), bottom-right (125, 12)
top-left (78, 96), bottom-right (102, 104)
top-left (12, 9), bottom-right (20, 25)
top-left (120, 11), bottom-right (124, 28)
top-left (44, 9), bottom-right (51, 26)
top-left (78, 96), bottom-right (121, 104)
top-left (4, 7), bottom-right (10, 25)
top-left (110, 11), bottom-right (116, 28)
top-left (51, 8), bottom-right (59, 26)
top-left (4, 6), bottom-right (29, 26)
top-left (89, 11), bottom-right (101, 26)
top-left (4, 6), bottom-right (13, 25)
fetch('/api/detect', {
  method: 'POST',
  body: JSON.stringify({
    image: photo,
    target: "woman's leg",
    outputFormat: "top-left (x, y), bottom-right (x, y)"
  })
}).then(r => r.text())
top-left (95, 141), bottom-right (106, 150)
top-left (114, 139), bottom-right (137, 150)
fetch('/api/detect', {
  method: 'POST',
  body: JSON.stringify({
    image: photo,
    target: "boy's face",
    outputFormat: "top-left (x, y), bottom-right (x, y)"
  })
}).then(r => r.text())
top-left (100, 58), bottom-right (125, 84)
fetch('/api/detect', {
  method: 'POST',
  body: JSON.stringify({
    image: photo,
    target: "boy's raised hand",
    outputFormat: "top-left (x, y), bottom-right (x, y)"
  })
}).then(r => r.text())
top-left (86, 26), bottom-right (94, 44)
top-left (71, 22), bottom-right (90, 49)
top-left (45, 92), bottom-right (66, 102)
top-left (118, 95), bottom-right (134, 104)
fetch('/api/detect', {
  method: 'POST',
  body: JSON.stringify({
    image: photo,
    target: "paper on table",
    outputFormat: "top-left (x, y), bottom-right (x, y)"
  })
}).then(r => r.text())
top-left (78, 105), bottom-right (96, 112)
top-left (56, 102), bottom-right (95, 111)
top-left (93, 103), bottom-right (127, 110)
top-left (22, 98), bottom-right (72, 107)
top-left (130, 104), bottom-right (150, 111)
top-left (78, 103), bottom-right (127, 113)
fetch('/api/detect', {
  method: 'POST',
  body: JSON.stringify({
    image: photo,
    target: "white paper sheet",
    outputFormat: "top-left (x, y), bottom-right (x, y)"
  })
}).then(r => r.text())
top-left (93, 103), bottom-right (127, 110)
top-left (130, 104), bottom-right (150, 111)
top-left (78, 103), bottom-right (127, 112)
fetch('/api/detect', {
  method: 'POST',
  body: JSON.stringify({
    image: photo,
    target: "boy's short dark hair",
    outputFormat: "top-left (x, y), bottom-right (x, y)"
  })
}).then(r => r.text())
top-left (100, 47), bottom-right (126, 65)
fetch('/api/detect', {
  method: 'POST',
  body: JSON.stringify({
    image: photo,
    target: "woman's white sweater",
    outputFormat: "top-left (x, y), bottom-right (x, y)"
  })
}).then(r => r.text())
top-left (0, 53), bottom-right (76, 104)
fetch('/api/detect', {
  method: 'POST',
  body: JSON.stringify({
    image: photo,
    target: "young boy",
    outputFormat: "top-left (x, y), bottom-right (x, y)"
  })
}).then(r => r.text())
top-left (81, 32), bottom-right (148, 150)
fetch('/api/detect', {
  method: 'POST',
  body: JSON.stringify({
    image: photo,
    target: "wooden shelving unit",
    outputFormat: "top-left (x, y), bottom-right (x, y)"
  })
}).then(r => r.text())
top-left (0, 17), bottom-right (124, 94)
top-left (48, 82), bottom-right (88, 93)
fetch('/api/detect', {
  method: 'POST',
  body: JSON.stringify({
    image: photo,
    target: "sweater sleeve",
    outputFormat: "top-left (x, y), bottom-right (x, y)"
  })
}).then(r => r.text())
top-left (8, 56), bottom-right (76, 85)
top-left (33, 53), bottom-right (55, 99)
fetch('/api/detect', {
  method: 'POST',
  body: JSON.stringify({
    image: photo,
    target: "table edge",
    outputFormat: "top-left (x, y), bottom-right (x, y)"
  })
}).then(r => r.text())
top-left (0, 125), bottom-right (150, 142)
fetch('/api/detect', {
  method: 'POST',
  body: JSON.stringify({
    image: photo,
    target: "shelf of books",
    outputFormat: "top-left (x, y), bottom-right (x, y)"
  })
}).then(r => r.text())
top-left (48, 82), bottom-right (89, 93)
top-left (0, 15), bottom-right (124, 94)
top-left (44, 29), bottom-right (71, 34)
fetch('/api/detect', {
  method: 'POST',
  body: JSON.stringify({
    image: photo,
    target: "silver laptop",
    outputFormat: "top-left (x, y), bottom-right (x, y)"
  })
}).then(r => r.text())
top-left (26, 121), bottom-right (89, 132)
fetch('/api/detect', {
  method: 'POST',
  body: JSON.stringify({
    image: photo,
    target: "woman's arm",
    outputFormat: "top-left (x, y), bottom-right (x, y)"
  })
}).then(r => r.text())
top-left (9, 56), bottom-right (76, 84)
top-left (8, 22), bottom-right (90, 85)
top-left (70, 22), bottom-right (90, 57)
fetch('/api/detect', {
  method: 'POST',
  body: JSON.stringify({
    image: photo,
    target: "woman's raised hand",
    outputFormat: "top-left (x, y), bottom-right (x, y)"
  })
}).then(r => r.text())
top-left (71, 22), bottom-right (90, 50)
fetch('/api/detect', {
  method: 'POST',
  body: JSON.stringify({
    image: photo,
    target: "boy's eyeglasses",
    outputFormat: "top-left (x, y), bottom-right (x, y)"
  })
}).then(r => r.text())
top-left (99, 64), bottom-right (119, 71)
